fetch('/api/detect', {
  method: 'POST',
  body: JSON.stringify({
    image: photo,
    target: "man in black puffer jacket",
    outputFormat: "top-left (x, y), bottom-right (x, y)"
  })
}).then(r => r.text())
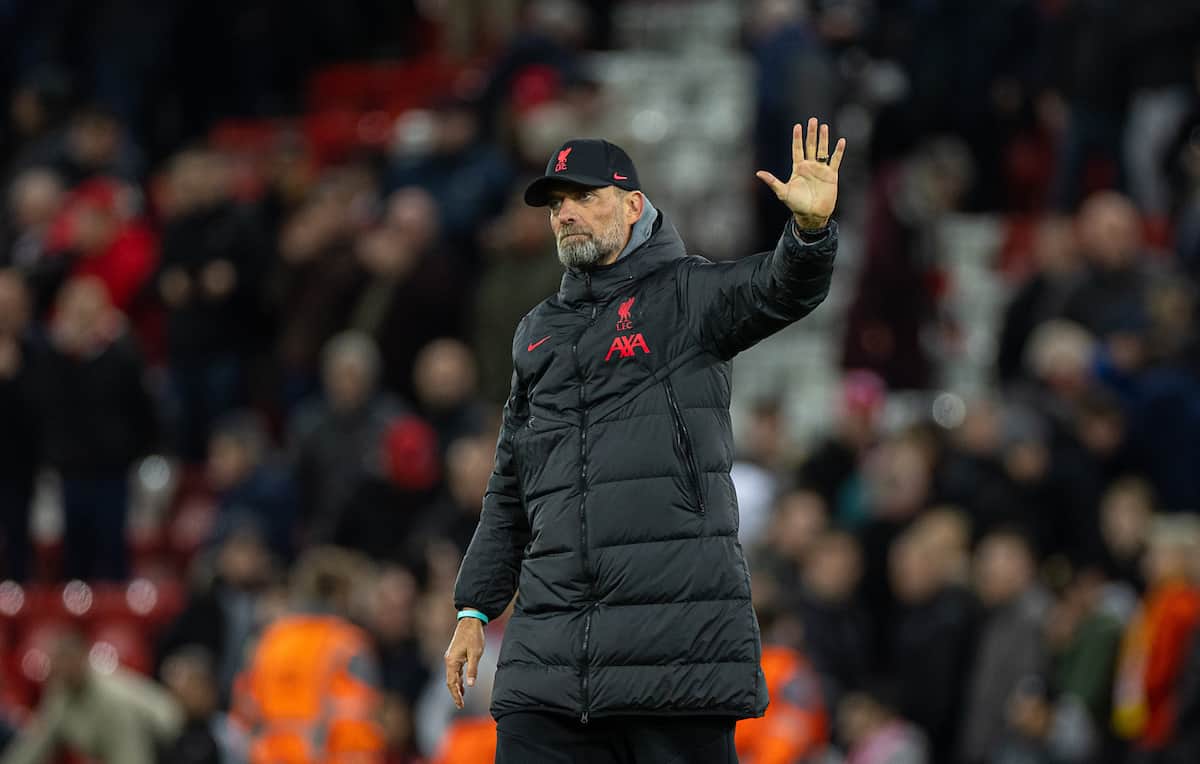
top-left (446, 119), bottom-right (847, 763)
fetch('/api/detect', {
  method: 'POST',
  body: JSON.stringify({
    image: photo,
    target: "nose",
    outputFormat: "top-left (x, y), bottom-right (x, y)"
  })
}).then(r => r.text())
top-left (554, 198), bottom-right (580, 225)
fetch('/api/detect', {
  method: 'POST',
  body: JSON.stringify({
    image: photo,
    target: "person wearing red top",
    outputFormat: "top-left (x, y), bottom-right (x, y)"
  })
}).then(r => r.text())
top-left (1113, 514), bottom-right (1200, 753)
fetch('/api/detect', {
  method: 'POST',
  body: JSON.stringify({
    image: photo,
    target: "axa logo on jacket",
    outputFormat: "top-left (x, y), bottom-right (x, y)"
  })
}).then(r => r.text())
top-left (605, 295), bottom-right (650, 361)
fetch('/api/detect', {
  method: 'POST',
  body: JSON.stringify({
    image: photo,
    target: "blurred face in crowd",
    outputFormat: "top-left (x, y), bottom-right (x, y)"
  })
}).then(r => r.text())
top-left (368, 566), bottom-right (418, 643)
top-left (838, 692), bottom-right (887, 747)
top-left (69, 110), bottom-right (121, 167)
top-left (890, 531), bottom-right (941, 604)
top-left (0, 271), bottom-right (30, 337)
top-left (744, 403), bottom-right (785, 467)
top-left (955, 398), bottom-right (1001, 456)
top-left (385, 187), bottom-right (440, 254)
top-left (322, 334), bottom-right (379, 413)
top-left (1032, 216), bottom-right (1078, 276)
top-left (71, 201), bottom-right (118, 255)
top-left (770, 490), bottom-right (828, 563)
top-left (53, 277), bottom-right (113, 354)
top-left (974, 533), bottom-right (1035, 608)
top-left (913, 508), bottom-right (971, 584)
top-left (10, 168), bottom-right (64, 230)
top-left (168, 149), bottom-right (231, 216)
top-left (1144, 519), bottom-right (1200, 586)
top-left (1100, 481), bottom-right (1152, 560)
top-left (803, 531), bottom-right (863, 602)
top-left (872, 435), bottom-right (933, 518)
top-left (162, 651), bottom-right (218, 718)
top-left (207, 434), bottom-right (258, 491)
top-left (216, 531), bottom-right (272, 588)
top-left (547, 185), bottom-right (641, 270)
top-left (413, 338), bottom-right (477, 412)
top-left (1077, 192), bottom-right (1141, 271)
top-left (447, 436), bottom-right (494, 513)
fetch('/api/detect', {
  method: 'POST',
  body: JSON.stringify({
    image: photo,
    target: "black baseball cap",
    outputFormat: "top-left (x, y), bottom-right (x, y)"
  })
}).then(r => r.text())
top-left (523, 138), bottom-right (641, 207)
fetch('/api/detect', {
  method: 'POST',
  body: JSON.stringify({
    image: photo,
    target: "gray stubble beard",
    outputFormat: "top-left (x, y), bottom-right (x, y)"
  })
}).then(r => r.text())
top-left (556, 217), bottom-right (627, 270)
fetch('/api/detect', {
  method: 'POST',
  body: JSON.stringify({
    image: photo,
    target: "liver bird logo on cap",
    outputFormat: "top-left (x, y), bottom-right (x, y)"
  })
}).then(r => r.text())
top-left (554, 147), bottom-right (573, 172)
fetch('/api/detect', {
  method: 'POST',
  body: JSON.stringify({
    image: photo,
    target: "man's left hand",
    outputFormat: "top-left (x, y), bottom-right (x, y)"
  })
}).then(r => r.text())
top-left (756, 117), bottom-right (846, 231)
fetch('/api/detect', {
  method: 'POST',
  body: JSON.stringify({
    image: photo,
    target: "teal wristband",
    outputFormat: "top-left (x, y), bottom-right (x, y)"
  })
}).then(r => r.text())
top-left (457, 608), bottom-right (489, 624)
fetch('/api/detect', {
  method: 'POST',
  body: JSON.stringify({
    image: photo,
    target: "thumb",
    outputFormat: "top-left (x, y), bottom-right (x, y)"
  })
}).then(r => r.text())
top-left (755, 170), bottom-right (787, 200)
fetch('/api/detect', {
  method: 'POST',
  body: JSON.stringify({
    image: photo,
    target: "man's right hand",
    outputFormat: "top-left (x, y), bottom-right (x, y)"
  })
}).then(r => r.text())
top-left (444, 616), bottom-right (485, 709)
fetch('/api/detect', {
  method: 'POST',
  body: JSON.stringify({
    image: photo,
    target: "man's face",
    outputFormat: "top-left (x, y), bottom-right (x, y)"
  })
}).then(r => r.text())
top-left (547, 185), bottom-right (637, 270)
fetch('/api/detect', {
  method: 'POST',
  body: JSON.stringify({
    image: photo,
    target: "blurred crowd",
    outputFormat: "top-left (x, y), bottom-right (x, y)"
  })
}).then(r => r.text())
top-left (0, 0), bottom-right (1199, 762)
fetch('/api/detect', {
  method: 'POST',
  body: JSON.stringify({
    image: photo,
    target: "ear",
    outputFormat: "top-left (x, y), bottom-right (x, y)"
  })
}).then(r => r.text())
top-left (624, 191), bottom-right (645, 224)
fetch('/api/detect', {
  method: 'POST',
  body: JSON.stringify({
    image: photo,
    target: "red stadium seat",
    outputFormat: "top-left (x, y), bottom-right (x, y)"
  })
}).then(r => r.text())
top-left (89, 620), bottom-right (151, 676)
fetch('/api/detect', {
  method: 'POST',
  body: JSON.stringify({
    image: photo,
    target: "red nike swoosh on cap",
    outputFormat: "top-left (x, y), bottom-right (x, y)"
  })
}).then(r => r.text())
top-left (527, 336), bottom-right (551, 351)
top-left (613, 173), bottom-right (628, 181)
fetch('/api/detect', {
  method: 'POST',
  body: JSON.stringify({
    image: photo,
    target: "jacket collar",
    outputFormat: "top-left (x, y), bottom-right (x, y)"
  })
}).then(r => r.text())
top-left (556, 210), bottom-right (687, 305)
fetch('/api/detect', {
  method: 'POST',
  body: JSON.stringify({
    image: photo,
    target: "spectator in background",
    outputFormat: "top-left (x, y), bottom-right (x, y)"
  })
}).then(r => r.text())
top-left (748, 0), bottom-right (836, 253)
top-left (735, 598), bottom-right (830, 764)
top-left (886, 523), bottom-right (978, 764)
top-left (365, 565), bottom-right (428, 706)
top-left (794, 529), bottom-right (871, 719)
top-left (385, 98), bottom-right (513, 248)
top-left (1061, 191), bottom-right (1157, 336)
top-left (12, 105), bottom-right (144, 186)
top-left (412, 338), bottom-right (488, 454)
top-left (961, 531), bottom-right (1052, 764)
top-left (36, 177), bottom-right (157, 319)
top-left (797, 368), bottom-right (886, 521)
top-left (839, 684), bottom-right (929, 764)
top-left (413, 434), bottom-right (495, 557)
top-left (996, 216), bottom-right (1080, 387)
top-left (267, 173), bottom-right (364, 409)
top-left (157, 148), bottom-right (268, 461)
top-left (232, 546), bottom-right (384, 764)
top-left (1113, 514), bottom-right (1200, 756)
top-left (755, 488), bottom-right (829, 595)
top-left (0, 270), bottom-right (38, 580)
top-left (1044, 570), bottom-right (1123, 745)
top-left (156, 524), bottom-right (278, 703)
top-left (2, 167), bottom-right (63, 269)
top-left (732, 397), bottom-right (790, 547)
top-left (841, 138), bottom-right (973, 389)
top-left (1096, 478), bottom-right (1154, 593)
top-left (347, 187), bottom-right (468, 400)
top-left (206, 411), bottom-right (297, 562)
top-left (0, 630), bottom-right (182, 764)
top-left (333, 411), bottom-right (442, 564)
top-left (290, 331), bottom-right (403, 544)
top-left (159, 647), bottom-right (237, 764)
top-left (473, 191), bottom-right (562, 404)
top-left (36, 277), bottom-right (155, 580)
top-left (1166, 627), bottom-right (1200, 764)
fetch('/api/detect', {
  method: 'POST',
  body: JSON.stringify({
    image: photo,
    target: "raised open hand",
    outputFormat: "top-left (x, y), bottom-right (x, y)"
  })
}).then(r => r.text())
top-left (756, 117), bottom-right (846, 231)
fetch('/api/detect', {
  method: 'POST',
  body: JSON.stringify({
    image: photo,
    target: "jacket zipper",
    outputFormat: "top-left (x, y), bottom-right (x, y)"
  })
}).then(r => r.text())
top-left (663, 378), bottom-right (706, 513)
top-left (573, 274), bottom-right (598, 723)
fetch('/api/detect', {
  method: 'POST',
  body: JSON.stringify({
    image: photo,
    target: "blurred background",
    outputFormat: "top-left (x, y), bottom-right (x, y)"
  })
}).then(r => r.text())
top-left (1, 0), bottom-right (1199, 762)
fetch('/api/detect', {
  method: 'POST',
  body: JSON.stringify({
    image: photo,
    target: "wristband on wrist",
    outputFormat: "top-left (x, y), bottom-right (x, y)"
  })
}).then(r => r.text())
top-left (457, 608), bottom-right (489, 624)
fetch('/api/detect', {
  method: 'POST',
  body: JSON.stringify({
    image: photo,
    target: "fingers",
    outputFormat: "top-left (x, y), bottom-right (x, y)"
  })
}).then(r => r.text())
top-left (829, 137), bottom-right (847, 171)
top-left (791, 123), bottom-right (804, 171)
top-left (465, 646), bottom-right (482, 689)
top-left (817, 123), bottom-right (829, 161)
top-left (805, 117), bottom-right (818, 163)
top-left (445, 651), bottom-right (465, 709)
top-left (755, 170), bottom-right (787, 199)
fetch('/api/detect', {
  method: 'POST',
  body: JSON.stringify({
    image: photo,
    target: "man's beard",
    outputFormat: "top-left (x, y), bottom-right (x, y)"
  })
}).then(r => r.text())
top-left (556, 219), bottom-right (627, 270)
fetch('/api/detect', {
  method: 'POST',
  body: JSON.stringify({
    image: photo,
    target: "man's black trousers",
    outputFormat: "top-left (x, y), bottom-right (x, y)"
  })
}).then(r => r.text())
top-left (495, 711), bottom-right (739, 763)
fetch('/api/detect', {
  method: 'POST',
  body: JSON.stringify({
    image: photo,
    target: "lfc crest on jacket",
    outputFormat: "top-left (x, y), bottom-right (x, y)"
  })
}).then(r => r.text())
top-left (606, 295), bottom-right (651, 361)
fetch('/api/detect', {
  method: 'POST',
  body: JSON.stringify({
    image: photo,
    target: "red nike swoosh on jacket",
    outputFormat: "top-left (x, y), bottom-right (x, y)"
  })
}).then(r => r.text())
top-left (527, 336), bottom-right (551, 351)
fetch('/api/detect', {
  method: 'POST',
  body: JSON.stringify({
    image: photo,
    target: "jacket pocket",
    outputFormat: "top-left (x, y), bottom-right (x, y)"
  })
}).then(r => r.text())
top-left (662, 378), bottom-right (706, 514)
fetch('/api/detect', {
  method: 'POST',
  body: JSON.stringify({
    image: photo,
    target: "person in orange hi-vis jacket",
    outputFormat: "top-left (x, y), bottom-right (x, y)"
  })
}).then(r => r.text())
top-left (232, 548), bottom-right (386, 764)
top-left (735, 606), bottom-right (830, 764)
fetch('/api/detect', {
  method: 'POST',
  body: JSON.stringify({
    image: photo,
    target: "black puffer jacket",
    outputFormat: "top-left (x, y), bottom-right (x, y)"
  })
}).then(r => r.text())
top-left (454, 212), bottom-right (837, 722)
